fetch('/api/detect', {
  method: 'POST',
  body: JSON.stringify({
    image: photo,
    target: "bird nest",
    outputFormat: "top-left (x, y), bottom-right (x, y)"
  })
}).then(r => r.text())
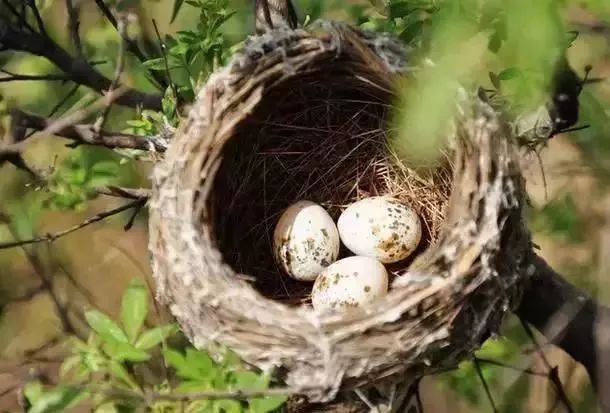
top-left (148, 23), bottom-right (531, 402)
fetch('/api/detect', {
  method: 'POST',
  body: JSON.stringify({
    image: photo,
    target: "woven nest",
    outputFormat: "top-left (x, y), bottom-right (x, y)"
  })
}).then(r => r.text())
top-left (149, 23), bottom-right (531, 402)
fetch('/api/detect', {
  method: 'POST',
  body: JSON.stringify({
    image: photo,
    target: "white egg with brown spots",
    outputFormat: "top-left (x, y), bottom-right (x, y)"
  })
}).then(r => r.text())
top-left (337, 196), bottom-right (422, 263)
top-left (273, 201), bottom-right (340, 281)
top-left (311, 256), bottom-right (388, 312)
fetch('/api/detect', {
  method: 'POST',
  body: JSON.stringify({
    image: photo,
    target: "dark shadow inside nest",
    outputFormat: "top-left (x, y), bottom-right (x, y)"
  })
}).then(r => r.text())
top-left (209, 73), bottom-right (452, 305)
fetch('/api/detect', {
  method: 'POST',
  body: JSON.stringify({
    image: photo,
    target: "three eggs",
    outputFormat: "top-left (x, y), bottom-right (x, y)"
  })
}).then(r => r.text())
top-left (272, 196), bottom-right (422, 312)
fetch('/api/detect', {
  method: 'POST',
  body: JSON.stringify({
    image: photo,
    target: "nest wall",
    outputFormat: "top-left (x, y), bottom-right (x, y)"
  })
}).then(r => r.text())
top-left (148, 23), bottom-right (531, 402)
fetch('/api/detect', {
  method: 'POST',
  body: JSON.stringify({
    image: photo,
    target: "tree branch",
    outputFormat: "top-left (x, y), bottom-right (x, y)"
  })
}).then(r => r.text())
top-left (93, 0), bottom-right (168, 89)
top-left (517, 255), bottom-right (610, 412)
top-left (11, 109), bottom-right (164, 151)
top-left (0, 198), bottom-right (146, 250)
top-left (0, 17), bottom-right (161, 110)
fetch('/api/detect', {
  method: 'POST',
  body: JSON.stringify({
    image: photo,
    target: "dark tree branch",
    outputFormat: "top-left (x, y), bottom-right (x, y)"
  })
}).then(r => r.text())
top-left (517, 254), bottom-right (610, 412)
top-left (65, 0), bottom-right (83, 57)
top-left (0, 70), bottom-right (71, 82)
top-left (11, 109), bottom-right (165, 151)
top-left (93, 0), bottom-right (168, 89)
top-left (0, 17), bottom-right (162, 110)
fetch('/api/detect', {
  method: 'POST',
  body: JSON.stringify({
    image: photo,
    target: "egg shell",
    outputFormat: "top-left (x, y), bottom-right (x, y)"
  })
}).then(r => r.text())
top-left (337, 196), bottom-right (422, 263)
top-left (273, 201), bottom-right (340, 281)
top-left (311, 256), bottom-right (388, 312)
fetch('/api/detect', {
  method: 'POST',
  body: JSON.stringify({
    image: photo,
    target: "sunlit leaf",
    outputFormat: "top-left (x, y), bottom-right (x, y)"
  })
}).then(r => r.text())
top-left (85, 310), bottom-right (129, 343)
top-left (121, 279), bottom-right (148, 343)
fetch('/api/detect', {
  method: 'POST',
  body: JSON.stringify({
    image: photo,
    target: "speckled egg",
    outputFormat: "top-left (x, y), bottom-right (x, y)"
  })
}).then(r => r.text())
top-left (273, 201), bottom-right (340, 281)
top-left (337, 196), bottom-right (422, 263)
top-left (311, 256), bottom-right (388, 312)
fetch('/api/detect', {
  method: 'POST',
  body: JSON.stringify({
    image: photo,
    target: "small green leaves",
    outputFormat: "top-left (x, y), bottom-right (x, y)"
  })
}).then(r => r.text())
top-left (85, 310), bottom-right (129, 344)
top-left (24, 384), bottom-right (82, 413)
top-left (134, 324), bottom-right (177, 350)
top-left (121, 279), bottom-right (148, 343)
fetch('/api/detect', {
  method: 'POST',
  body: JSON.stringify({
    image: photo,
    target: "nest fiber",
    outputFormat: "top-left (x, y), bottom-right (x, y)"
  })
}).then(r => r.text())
top-left (149, 23), bottom-right (531, 402)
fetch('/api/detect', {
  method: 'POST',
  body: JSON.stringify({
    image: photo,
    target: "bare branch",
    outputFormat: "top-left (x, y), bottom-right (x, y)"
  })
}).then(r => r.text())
top-left (93, 12), bottom-right (128, 135)
top-left (96, 186), bottom-right (151, 200)
top-left (11, 109), bottom-right (164, 151)
top-left (65, 0), bottom-right (83, 57)
top-left (0, 16), bottom-right (162, 110)
top-left (0, 70), bottom-right (71, 82)
top-left (93, 0), bottom-right (168, 89)
top-left (0, 198), bottom-right (146, 250)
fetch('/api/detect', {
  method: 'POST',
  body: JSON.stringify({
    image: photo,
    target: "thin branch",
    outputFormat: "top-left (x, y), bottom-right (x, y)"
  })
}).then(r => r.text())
top-left (517, 255), bottom-right (610, 412)
top-left (65, 0), bottom-right (83, 57)
top-left (4, 225), bottom-right (77, 335)
top-left (0, 199), bottom-right (146, 250)
top-left (11, 109), bottom-right (164, 151)
top-left (0, 70), bottom-right (71, 82)
top-left (1, 0), bottom-right (35, 32)
top-left (96, 186), bottom-right (151, 200)
top-left (93, 12), bottom-right (128, 135)
top-left (93, 0), bottom-right (168, 89)
top-left (473, 358), bottom-right (498, 413)
top-left (26, 0), bottom-right (48, 37)
top-left (0, 16), bottom-right (162, 110)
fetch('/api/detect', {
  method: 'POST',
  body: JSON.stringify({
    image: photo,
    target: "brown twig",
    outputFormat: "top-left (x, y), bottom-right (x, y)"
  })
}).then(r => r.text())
top-left (0, 199), bottom-right (146, 250)
top-left (11, 109), bottom-right (163, 151)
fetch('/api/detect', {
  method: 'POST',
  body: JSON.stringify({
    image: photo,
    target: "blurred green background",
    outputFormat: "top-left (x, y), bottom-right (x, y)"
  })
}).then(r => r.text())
top-left (1, 0), bottom-right (610, 411)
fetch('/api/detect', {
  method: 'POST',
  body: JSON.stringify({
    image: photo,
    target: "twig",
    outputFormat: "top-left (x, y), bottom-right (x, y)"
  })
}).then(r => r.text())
top-left (153, 19), bottom-right (178, 101)
top-left (0, 15), bottom-right (162, 109)
top-left (93, 13), bottom-right (128, 135)
top-left (96, 186), bottom-right (151, 200)
top-left (0, 70), bottom-right (71, 82)
top-left (12, 109), bottom-right (163, 151)
top-left (0, 199), bottom-right (146, 250)
top-left (93, 0), bottom-right (167, 89)
top-left (65, 0), bottom-right (83, 57)
top-left (473, 358), bottom-right (498, 413)
top-left (4, 225), bottom-right (77, 335)
top-left (1, 0), bottom-right (35, 32)
top-left (475, 357), bottom-right (547, 377)
top-left (519, 319), bottom-right (575, 413)
top-left (26, 0), bottom-right (48, 36)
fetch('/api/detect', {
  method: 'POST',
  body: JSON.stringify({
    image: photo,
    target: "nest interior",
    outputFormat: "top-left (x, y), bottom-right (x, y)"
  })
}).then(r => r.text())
top-left (210, 68), bottom-right (452, 304)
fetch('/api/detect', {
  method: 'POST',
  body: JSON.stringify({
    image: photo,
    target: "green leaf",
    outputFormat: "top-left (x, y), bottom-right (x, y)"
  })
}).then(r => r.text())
top-left (85, 310), bottom-right (129, 343)
top-left (171, 0), bottom-right (185, 23)
top-left (59, 355), bottom-right (81, 378)
top-left (120, 279), bottom-right (148, 343)
top-left (134, 324), bottom-right (177, 350)
top-left (108, 360), bottom-right (139, 390)
top-left (27, 386), bottom-right (82, 413)
top-left (498, 67), bottom-right (521, 80)
top-left (249, 395), bottom-right (288, 413)
top-left (213, 399), bottom-right (242, 413)
top-left (233, 371), bottom-right (264, 390)
top-left (102, 339), bottom-right (151, 362)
